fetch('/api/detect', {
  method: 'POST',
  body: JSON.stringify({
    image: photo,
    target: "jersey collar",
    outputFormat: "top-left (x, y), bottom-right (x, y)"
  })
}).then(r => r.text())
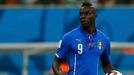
top-left (79, 26), bottom-right (98, 38)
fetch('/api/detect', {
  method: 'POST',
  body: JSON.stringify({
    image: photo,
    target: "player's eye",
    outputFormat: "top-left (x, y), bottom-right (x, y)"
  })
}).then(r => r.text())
top-left (87, 11), bottom-right (93, 15)
top-left (80, 12), bottom-right (86, 16)
top-left (89, 12), bottom-right (92, 15)
top-left (80, 12), bottom-right (83, 16)
top-left (83, 12), bottom-right (91, 16)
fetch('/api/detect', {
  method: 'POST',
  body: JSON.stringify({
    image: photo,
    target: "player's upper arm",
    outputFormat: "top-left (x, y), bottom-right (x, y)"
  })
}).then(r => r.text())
top-left (105, 37), bottom-right (110, 54)
top-left (101, 37), bottom-right (111, 62)
top-left (100, 38), bottom-right (114, 73)
top-left (56, 34), bottom-right (70, 59)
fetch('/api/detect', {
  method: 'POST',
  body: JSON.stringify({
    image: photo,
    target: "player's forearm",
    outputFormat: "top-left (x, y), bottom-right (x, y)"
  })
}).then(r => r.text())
top-left (100, 49), bottom-right (114, 73)
top-left (52, 62), bottom-right (62, 75)
top-left (52, 57), bottom-right (62, 75)
top-left (102, 62), bottom-right (114, 73)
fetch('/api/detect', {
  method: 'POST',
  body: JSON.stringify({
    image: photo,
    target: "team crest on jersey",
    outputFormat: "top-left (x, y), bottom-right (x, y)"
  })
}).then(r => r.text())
top-left (98, 40), bottom-right (102, 50)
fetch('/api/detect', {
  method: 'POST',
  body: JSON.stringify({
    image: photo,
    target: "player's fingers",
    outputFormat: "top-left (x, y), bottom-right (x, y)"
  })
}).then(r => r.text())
top-left (112, 71), bottom-right (117, 75)
top-left (114, 73), bottom-right (117, 75)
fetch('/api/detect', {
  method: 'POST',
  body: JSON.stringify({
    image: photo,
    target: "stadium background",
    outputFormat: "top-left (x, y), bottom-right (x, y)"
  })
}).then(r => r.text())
top-left (0, 0), bottom-right (133, 75)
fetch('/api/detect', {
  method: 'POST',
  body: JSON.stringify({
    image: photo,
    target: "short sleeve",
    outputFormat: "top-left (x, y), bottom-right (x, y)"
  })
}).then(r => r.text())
top-left (102, 37), bottom-right (111, 62)
top-left (55, 35), bottom-right (70, 59)
top-left (105, 38), bottom-right (110, 54)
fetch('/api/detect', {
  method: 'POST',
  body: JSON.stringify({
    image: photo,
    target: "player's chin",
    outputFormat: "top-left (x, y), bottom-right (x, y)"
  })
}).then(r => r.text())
top-left (81, 22), bottom-right (89, 27)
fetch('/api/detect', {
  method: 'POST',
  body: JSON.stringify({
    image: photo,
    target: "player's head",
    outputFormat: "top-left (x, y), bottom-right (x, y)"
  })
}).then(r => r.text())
top-left (80, 1), bottom-right (96, 28)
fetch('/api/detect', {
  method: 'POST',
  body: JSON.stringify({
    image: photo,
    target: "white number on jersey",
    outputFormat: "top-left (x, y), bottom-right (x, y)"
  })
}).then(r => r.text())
top-left (78, 44), bottom-right (83, 54)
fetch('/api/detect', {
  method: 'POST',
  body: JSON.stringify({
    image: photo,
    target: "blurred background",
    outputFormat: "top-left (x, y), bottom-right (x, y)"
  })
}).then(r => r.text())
top-left (0, 0), bottom-right (133, 75)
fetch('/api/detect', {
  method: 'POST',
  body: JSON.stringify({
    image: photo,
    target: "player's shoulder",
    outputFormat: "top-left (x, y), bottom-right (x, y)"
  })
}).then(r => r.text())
top-left (97, 29), bottom-right (110, 41)
top-left (63, 27), bottom-right (79, 38)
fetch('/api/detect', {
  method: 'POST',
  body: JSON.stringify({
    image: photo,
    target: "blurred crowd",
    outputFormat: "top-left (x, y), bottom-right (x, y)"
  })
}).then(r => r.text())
top-left (0, 0), bottom-right (77, 6)
top-left (97, 0), bottom-right (134, 7)
top-left (0, 0), bottom-right (134, 7)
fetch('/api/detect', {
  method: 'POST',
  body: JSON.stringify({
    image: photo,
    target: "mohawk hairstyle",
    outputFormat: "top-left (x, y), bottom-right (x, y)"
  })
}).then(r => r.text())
top-left (81, 1), bottom-right (92, 7)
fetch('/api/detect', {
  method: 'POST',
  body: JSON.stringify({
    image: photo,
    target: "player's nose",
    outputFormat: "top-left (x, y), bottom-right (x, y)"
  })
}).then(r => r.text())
top-left (80, 16), bottom-right (87, 20)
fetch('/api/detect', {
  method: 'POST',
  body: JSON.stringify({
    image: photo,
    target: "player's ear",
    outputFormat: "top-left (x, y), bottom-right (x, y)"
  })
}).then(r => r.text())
top-left (92, 7), bottom-right (97, 18)
top-left (93, 11), bottom-right (97, 19)
top-left (94, 9), bottom-right (97, 18)
top-left (94, 10), bottom-right (97, 18)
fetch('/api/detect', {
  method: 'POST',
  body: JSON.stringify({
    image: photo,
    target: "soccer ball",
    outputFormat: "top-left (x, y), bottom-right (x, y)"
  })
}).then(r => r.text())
top-left (106, 70), bottom-right (122, 75)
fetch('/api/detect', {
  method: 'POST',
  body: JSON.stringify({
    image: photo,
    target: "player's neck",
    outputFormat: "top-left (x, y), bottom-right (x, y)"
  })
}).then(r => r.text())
top-left (88, 26), bottom-right (96, 35)
top-left (82, 25), bottom-right (96, 35)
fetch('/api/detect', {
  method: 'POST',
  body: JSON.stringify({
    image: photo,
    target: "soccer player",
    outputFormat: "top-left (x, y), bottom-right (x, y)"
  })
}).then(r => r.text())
top-left (52, 1), bottom-right (122, 75)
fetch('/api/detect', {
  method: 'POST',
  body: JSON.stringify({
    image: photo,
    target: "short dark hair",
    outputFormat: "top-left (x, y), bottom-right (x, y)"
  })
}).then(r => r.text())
top-left (81, 1), bottom-right (92, 7)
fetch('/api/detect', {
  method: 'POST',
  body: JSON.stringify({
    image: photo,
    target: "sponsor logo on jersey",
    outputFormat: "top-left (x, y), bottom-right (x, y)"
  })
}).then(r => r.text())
top-left (76, 39), bottom-right (81, 43)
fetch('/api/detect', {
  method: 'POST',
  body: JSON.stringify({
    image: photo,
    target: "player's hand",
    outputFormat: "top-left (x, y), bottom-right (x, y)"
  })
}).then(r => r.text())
top-left (106, 70), bottom-right (122, 75)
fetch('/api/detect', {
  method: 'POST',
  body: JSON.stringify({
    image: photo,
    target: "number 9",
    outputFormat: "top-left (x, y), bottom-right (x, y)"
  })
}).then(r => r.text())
top-left (78, 44), bottom-right (83, 54)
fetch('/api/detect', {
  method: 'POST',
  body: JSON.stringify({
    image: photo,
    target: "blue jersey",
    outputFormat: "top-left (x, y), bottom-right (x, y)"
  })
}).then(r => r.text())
top-left (56, 27), bottom-right (110, 75)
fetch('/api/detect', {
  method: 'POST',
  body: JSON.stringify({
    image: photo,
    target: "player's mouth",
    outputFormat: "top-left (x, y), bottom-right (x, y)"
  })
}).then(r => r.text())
top-left (82, 21), bottom-right (87, 23)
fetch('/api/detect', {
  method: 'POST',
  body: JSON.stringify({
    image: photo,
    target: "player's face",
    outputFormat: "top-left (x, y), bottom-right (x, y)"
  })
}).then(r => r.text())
top-left (80, 6), bottom-right (96, 27)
